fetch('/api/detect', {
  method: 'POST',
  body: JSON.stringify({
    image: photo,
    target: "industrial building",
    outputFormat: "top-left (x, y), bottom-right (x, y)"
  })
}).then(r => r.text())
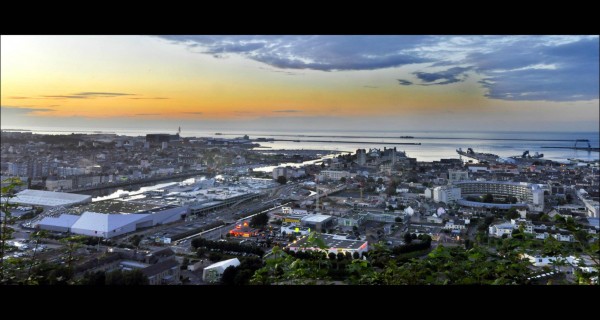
top-left (301, 214), bottom-right (334, 232)
top-left (37, 214), bottom-right (80, 233)
top-left (7, 189), bottom-right (91, 208)
top-left (37, 205), bottom-right (189, 238)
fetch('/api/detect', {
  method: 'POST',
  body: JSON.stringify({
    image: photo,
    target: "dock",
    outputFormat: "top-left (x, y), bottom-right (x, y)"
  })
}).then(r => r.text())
top-left (269, 139), bottom-right (421, 145)
top-left (541, 146), bottom-right (599, 152)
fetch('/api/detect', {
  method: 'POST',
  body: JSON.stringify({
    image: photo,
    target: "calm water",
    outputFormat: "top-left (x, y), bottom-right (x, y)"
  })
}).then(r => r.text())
top-left (4, 126), bottom-right (599, 163)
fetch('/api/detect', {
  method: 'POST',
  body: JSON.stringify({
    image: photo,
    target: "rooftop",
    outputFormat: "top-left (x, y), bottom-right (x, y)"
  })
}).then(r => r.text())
top-left (291, 233), bottom-right (367, 250)
top-left (301, 214), bottom-right (333, 223)
top-left (8, 189), bottom-right (91, 207)
top-left (69, 199), bottom-right (165, 214)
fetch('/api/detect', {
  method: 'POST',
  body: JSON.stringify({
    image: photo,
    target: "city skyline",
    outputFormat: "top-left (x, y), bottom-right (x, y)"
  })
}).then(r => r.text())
top-left (1, 35), bottom-right (598, 132)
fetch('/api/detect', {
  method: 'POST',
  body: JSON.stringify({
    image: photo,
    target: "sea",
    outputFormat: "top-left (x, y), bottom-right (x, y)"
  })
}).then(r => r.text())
top-left (3, 126), bottom-right (599, 163)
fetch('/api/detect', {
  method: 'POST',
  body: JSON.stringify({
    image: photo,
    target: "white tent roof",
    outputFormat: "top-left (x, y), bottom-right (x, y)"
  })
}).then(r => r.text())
top-left (70, 212), bottom-right (149, 233)
top-left (10, 189), bottom-right (91, 207)
top-left (38, 214), bottom-right (80, 228)
top-left (204, 258), bottom-right (240, 272)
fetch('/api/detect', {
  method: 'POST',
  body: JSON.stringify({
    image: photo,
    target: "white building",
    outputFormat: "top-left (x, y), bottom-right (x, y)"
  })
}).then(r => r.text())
top-left (202, 258), bottom-right (241, 283)
top-left (433, 186), bottom-right (461, 204)
top-left (489, 222), bottom-right (515, 237)
top-left (424, 188), bottom-right (432, 199)
top-left (320, 170), bottom-right (351, 181)
top-left (448, 170), bottom-right (469, 184)
top-left (45, 179), bottom-right (73, 191)
top-left (6, 189), bottom-right (91, 208)
top-left (40, 206), bottom-right (189, 238)
top-left (37, 214), bottom-right (80, 233)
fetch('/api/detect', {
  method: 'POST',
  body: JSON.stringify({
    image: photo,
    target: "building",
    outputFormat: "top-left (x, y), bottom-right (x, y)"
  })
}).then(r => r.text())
top-left (453, 181), bottom-right (544, 212)
top-left (39, 205), bottom-right (189, 238)
top-left (287, 233), bottom-right (368, 257)
top-left (229, 221), bottom-right (258, 237)
top-left (45, 179), bottom-right (73, 191)
top-left (37, 214), bottom-right (80, 233)
top-left (142, 258), bottom-right (180, 285)
top-left (488, 222), bottom-right (516, 238)
top-left (356, 149), bottom-right (367, 166)
top-left (203, 258), bottom-right (241, 283)
top-left (432, 186), bottom-right (461, 204)
top-left (319, 170), bottom-right (351, 181)
top-left (448, 170), bottom-right (469, 184)
top-left (7, 189), bottom-right (91, 208)
top-left (273, 167), bottom-right (287, 180)
top-left (301, 214), bottom-right (335, 232)
top-left (146, 133), bottom-right (180, 144)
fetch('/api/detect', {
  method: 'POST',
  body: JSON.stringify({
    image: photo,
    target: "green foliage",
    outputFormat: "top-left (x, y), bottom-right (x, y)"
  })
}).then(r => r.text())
top-left (250, 212), bottom-right (269, 228)
top-left (191, 237), bottom-right (264, 256)
top-left (276, 175), bottom-right (287, 185)
top-left (482, 193), bottom-right (494, 203)
top-left (1, 177), bottom-right (24, 283)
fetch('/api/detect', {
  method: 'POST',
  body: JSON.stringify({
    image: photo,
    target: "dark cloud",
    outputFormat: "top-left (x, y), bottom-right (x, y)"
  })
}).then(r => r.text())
top-left (1, 106), bottom-right (54, 114)
top-left (469, 37), bottom-right (599, 101)
top-left (43, 95), bottom-right (89, 99)
top-left (128, 97), bottom-right (169, 100)
top-left (272, 109), bottom-right (301, 113)
top-left (75, 92), bottom-right (136, 97)
top-left (160, 35), bottom-right (599, 102)
top-left (413, 67), bottom-right (471, 86)
top-left (160, 35), bottom-right (432, 71)
top-left (8, 96), bottom-right (32, 99)
top-left (39, 92), bottom-right (137, 99)
top-left (183, 112), bottom-right (203, 115)
top-left (363, 85), bottom-right (379, 88)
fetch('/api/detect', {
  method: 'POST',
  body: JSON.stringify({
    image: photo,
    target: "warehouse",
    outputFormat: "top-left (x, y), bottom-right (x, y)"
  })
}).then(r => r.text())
top-left (70, 212), bottom-right (150, 238)
top-left (38, 205), bottom-right (189, 238)
top-left (37, 214), bottom-right (80, 233)
top-left (7, 189), bottom-right (91, 208)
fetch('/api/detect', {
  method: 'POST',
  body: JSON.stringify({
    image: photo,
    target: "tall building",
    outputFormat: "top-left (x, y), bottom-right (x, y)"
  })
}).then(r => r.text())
top-left (356, 149), bottom-right (366, 166)
top-left (433, 186), bottom-right (462, 203)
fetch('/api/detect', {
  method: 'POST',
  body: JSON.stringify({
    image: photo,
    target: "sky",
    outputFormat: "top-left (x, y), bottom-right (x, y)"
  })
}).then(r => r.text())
top-left (1, 35), bottom-right (598, 133)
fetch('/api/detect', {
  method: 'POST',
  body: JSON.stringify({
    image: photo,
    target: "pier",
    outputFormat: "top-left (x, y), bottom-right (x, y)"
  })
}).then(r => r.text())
top-left (541, 139), bottom-right (599, 152)
top-left (268, 139), bottom-right (421, 145)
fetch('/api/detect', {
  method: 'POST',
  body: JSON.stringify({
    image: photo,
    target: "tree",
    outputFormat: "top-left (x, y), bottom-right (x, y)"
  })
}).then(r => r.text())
top-left (403, 233), bottom-right (413, 244)
top-left (482, 193), bottom-right (494, 203)
top-left (221, 265), bottom-right (238, 285)
top-left (130, 234), bottom-right (143, 249)
top-left (340, 177), bottom-right (347, 183)
top-left (250, 212), bottom-right (269, 228)
top-left (276, 175), bottom-right (287, 185)
top-left (1, 178), bottom-right (23, 283)
top-left (504, 208), bottom-right (520, 220)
